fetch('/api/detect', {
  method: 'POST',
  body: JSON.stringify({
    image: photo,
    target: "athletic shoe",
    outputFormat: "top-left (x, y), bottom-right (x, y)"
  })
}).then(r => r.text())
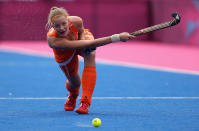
top-left (64, 94), bottom-right (78, 111)
top-left (75, 97), bottom-right (90, 114)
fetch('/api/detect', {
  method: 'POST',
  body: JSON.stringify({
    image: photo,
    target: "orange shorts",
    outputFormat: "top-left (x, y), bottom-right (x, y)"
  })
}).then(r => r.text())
top-left (58, 29), bottom-right (94, 77)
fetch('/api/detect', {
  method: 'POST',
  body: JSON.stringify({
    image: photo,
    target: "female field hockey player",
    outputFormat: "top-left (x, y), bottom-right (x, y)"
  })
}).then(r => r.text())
top-left (46, 7), bottom-right (134, 114)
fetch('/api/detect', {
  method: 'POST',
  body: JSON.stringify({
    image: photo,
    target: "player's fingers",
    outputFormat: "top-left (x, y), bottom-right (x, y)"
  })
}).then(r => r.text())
top-left (128, 35), bottom-right (135, 40)
top-left (129, 34), bottom-right (136, 37)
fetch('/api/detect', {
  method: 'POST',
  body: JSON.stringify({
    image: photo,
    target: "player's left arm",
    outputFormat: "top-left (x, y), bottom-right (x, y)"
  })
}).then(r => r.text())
top-left (78, 21), bottom-right (85, 40)
top-left (71, 16), bottom-right (85, 40)
top-left (72, 16), bottom-right (95, 54)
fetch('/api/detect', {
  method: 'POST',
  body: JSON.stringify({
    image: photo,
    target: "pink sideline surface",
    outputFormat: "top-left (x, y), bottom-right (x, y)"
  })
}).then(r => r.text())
top-left (0, 41), bottom-right (199, 75)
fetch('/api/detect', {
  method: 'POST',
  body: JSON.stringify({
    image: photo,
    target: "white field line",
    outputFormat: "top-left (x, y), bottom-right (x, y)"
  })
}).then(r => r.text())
top-left (0, 97), bottom-right (199, 100)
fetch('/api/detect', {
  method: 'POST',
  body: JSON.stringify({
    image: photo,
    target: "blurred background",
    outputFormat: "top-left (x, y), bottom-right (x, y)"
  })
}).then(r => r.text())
top-left (0, 0), bottom-right (199, 47)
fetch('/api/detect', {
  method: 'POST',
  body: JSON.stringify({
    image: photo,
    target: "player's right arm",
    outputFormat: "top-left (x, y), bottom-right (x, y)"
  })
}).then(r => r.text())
top-left (47, 32), bottom-right (133, 50)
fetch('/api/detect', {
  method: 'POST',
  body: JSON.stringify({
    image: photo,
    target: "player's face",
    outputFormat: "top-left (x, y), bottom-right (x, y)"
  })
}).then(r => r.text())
top-left (52, 16), bottom-right (69, 37)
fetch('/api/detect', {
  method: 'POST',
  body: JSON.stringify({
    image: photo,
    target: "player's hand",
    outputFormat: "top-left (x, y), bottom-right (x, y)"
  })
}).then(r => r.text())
top-left (119, 32), bottom-right (135, 42)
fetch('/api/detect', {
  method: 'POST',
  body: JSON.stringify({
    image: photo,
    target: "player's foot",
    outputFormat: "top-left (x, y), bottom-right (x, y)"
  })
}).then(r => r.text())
top-left (75, 97), bottom-right (90, 114)
top-left (64, 94), bottom-right (78, 111)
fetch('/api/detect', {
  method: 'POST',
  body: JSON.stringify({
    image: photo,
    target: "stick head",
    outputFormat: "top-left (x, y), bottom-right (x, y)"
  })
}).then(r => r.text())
top-left (171, 13), bottom-right (181, 25)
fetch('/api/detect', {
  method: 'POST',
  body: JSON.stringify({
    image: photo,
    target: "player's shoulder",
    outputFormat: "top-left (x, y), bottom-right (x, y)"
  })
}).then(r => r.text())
top-left (47, 28), bottom-right (58, 39)
top-left (47, 28), bottom-right (57, 37)
top-left (69, 16), bottom-right (83, 28)
top-left (69, 16), bottom-right (83, 23)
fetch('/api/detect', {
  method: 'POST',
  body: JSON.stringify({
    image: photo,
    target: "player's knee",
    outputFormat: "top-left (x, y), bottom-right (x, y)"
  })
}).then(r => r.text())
top-left (83, 50), bottom-right (96, 66)
top-left (73, 81), bottom-right (81, 87)
top-left (70, 80), bottom-right (81, 88)
top-left (68, 73), bottom-right (81, 88)
top-left (87, 51), bottom-right (96, 59)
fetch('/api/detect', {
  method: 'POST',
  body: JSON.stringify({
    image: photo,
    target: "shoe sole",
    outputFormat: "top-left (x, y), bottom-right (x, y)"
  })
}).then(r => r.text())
top-left (75, 110), bottom-right (89, 114)
top-left (64, 107), bottom-right (75, 111)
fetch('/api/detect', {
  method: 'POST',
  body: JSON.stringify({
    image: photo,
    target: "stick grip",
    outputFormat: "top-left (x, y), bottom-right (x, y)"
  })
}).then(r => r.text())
top-left (130, 21), bottom-right (171, 36)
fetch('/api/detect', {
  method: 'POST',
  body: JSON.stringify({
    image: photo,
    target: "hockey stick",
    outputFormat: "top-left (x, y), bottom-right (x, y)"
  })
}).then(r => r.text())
top-left (130, 13), bottom-right (181, 36)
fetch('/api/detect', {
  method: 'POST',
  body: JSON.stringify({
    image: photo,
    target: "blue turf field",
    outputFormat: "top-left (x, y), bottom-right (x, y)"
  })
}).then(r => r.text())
top-left (1, 51), bottom-right (199, 131)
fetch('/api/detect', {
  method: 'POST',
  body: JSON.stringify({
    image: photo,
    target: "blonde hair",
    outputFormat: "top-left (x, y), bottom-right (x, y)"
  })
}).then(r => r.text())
top-left (46, 6), bottom-right (69, 30)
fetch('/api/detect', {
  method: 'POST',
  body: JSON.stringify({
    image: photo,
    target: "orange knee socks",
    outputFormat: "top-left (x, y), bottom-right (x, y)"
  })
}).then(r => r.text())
top-left (81, 66), bottom-right (97, 104)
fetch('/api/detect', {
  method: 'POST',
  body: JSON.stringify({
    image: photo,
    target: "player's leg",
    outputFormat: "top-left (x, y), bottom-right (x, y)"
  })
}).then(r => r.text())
top-left (59, 55), bottom-right (81, 111)
top-left (75, 30), bottom-right (97, 114)
top-left (81, 50), bottom-right (96, 104)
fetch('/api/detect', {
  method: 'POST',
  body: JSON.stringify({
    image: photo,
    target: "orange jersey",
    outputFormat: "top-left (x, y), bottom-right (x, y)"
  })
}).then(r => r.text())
top-left (47, 20), bottom-right (94, 63)
top-left (47, 20), bottom-right (78, 63)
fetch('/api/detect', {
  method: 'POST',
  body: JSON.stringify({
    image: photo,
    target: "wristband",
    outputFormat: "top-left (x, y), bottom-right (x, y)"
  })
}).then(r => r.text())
top-left (111, 34), bottom-right (120, 43)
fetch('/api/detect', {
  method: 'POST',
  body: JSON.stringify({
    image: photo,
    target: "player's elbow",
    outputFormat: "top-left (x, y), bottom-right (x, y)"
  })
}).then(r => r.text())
top-left (47, 37), bottom-right (63, 49)
top-left (48, 42), bottom-right (64, 49)
top-left (47, 42), bottom-right (53, 48)
top-left (47, 40), bottom-right (56, 49)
